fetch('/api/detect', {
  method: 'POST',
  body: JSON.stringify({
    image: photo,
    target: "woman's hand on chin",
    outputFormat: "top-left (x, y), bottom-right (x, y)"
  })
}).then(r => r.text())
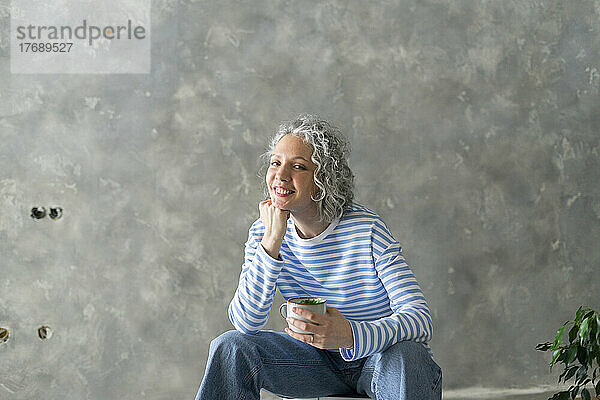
top-left (259, 199), bottom-right (290, 259)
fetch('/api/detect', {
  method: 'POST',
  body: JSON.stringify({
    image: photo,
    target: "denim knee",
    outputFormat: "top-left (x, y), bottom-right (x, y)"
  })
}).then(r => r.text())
top-left (209, 330), bottom-right (254, 359)
top-left (380, 340), bottom-right (430, 367)
top-left (198, 331), bottom-right (263, 400)
top-left (365, 341), bottom-right (441, 399)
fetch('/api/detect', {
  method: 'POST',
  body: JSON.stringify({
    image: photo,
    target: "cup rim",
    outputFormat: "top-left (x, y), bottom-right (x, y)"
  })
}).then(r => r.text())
top-left (288, 296), bottom-right (326, 305)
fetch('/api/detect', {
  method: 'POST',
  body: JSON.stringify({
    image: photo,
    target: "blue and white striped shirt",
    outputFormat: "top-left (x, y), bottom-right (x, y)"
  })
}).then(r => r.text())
top-left (228, 203), bottom-right (433, 361)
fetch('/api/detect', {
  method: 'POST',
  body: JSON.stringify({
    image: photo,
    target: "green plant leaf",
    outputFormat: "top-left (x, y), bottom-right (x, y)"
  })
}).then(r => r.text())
top-left (575, 306), bottom-right (585, 324)
top-left (567, 346), bottom-right (579, 364)
top-left (570, 325), bottom-right (579, 343)
top-left (558, 351), bottom-right (568, 364)
top-left (581, 388), bottom-right (590, 400)
top-left (551, 391), bottom-right (570, 400)
top-left (575, 366), bottom-right (588, 386)
top-left (559, 369), bottom-right (566, 382)
top-left (555, 324), bottom-right (568, 348)
top-left (589, 328), bottom-right (598, 352)
top-left (588, 326), bottom-right (597, 349)
top-left (577, 347), bottom-right (589, 365)
top-left (552, 349), bottom-right (562, 368)
top-left (537, 342), bottom-right (552, 351)
top-left (565, 365), bottom-right (579, 382)
top-left (580, 318), bottom-right (591, 344)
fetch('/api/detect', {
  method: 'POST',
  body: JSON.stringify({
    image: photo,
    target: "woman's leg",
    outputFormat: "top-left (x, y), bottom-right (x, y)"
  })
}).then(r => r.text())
top-left (195, 330), bottom-right (362, 400)
top-left (355, 341), bottom-right (442, 400)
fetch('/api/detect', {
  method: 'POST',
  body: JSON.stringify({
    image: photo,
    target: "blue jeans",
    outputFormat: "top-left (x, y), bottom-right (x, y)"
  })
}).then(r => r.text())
top-left (195, 330), bottom-right (442, 400)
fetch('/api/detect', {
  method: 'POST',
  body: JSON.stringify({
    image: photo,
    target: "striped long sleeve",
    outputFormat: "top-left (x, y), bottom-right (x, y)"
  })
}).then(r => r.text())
top-left (228, 222), bottom-right (282, 334)
top-left (339, 232), bottom-right (433, 361)
top-left (228, 203), bottom-right (434, 361)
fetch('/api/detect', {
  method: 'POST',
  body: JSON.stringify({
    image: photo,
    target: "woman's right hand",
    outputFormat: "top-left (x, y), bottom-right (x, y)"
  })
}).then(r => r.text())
top-left (259, 199), bottom-right (290, 259)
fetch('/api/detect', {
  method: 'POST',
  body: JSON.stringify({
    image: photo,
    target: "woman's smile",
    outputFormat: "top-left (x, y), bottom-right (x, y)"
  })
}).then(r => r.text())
top-left (273, 187), bottom-right (296, 196)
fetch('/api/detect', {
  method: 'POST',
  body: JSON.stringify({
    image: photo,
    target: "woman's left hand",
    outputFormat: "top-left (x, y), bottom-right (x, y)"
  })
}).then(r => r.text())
top-left (285, 307), bottom-right (354, 349)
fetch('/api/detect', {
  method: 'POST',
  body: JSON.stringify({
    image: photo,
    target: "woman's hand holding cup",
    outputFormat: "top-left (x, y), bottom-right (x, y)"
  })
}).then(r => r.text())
top-left (280, 298), bottom-right (354, 350)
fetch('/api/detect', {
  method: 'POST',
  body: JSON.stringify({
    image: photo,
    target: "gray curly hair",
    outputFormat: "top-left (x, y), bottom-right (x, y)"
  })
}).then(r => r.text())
top-left (260, 115), bottom-right (355, 223)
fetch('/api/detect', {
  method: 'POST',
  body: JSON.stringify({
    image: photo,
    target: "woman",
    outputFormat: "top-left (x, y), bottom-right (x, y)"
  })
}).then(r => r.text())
top-left (195, 115), bottom-right (442, 400)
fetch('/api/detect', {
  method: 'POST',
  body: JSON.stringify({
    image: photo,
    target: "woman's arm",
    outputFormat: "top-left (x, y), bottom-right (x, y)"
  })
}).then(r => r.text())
top-left (228, 200), bottom-right (290, 334)
top-left (227, 221), bottom-right (284, 333)
top-left (340, 226), bottom-right (433, 361)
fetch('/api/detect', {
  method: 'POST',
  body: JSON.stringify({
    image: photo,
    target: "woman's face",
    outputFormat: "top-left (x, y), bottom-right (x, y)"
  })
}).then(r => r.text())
top-left (266, 134), bottom-right (319, 218)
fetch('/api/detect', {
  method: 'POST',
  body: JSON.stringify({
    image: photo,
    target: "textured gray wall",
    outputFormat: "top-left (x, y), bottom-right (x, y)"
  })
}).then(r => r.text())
top-left (1, 0), bottom-right (600, 399)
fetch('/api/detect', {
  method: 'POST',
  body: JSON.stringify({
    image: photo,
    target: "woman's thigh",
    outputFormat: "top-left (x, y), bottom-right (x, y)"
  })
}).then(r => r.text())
top-left (216, 330), bottom-right (361, 398)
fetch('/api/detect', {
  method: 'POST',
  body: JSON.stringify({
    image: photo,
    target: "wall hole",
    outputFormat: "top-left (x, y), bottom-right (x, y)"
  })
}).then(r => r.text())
top-left (0, 327), bottom-right (9, 344)
top-left (31, 207), bottom-right (46, 219)
top-left (38, 326), bottom-right (53, 340)
top-left (49, 207), bottom-right (63, 220)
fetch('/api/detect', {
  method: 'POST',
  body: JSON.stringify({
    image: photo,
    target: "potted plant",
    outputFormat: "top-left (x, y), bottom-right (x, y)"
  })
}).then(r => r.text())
top-left (536, 306), bottom-right (600, 400)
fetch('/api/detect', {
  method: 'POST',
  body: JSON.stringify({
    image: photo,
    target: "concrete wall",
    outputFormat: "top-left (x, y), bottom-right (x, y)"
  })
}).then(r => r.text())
top-left (1, 0), bottom-right (599, 398)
